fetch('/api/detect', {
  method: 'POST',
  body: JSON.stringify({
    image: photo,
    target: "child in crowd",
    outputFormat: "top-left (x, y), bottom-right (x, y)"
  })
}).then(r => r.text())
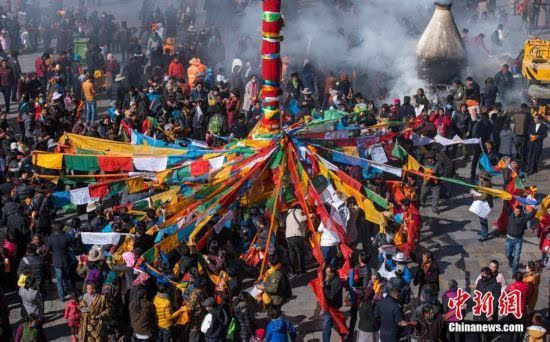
top-left (64, 292), bottom-right (81, 342)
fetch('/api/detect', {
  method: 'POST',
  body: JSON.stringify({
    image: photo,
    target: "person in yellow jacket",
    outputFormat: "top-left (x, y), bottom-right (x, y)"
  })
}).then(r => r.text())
top-left (153, 283), bottom-right (185, 342)
top-left (81, 73), bottom-right (96, 125)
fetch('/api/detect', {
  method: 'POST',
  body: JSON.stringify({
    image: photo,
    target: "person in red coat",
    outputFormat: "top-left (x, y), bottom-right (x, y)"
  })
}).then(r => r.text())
top-left (225, 90), bottom-right (240, 130)
top-left (34, 53), bottom-right (49, 92)
top-left (505, 272), bottom-right (531, 320)
top-left (64, 292), bottom-right (81, 341)
top-left (168, 56), bottom-right (185, 80)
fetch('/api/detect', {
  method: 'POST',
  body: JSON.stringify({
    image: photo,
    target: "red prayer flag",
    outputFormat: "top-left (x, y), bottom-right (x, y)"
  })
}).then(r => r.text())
top-left (97, 156), bottom-right (133, 172)
top-left (89, 183), bottom-right (109, 199)
top-left (190, 160), bottom-right (210, 176)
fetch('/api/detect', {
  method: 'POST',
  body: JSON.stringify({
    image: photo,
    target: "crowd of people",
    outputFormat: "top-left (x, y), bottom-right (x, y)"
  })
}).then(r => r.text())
top-left (0, 0), bottom-right (544, 342)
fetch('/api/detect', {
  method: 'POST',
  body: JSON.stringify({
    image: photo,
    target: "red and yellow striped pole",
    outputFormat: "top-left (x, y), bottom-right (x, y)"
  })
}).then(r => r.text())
top-left (259, 0), bottom-right (284, 133)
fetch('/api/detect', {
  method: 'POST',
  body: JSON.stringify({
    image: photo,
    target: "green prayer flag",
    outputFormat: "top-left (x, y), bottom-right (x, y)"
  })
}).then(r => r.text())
top-left (108, 181), bottom-right (128, 195)
top-left (364, 187), bottom-right (389, 209)
top-left (439, 177), bottom-right (476, 188)
top-left (270, 150), bottom-right (283, 169)
top-left (514, 177), bottom-right (525, 190)
top-left (64, 155), bottom-right (100, 171)
top-left (391, 144), bottom-right (408, 160)
top-left (133, 199), bottom-right (150, 211)
top-left (177, 167), bottom-right (191, 180)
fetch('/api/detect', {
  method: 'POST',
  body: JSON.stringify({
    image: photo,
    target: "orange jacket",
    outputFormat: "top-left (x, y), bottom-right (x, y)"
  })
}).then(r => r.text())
top-left (82, 79), bottom-right (95, 101)
top-left (187, 58), bottom-right (206, 87)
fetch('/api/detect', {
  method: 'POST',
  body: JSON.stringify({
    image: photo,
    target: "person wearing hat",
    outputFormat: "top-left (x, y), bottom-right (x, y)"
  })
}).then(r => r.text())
top-left (15, 171), bottom-right (34, 203)
top-left (526, 114), bottom-right (547, 174)
top-left (419, 152), bottom-right (441, 215)
top-left (473, 170), bottom-right (494, 242)
top-left (388, 252), bottom-right (412, 284)
top-left (298, 87), bottom-right (315, 120)
top-left (111, 74), bottom-right (127, 107)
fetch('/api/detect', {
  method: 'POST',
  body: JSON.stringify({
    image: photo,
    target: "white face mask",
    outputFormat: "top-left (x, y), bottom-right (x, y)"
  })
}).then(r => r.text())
top-left (149, 88), bottom-right (153, 93)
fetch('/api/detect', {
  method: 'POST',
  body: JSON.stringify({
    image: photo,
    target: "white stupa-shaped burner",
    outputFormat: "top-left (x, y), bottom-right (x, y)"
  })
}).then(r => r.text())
top-left (416, 1), bottom-right (466, 83)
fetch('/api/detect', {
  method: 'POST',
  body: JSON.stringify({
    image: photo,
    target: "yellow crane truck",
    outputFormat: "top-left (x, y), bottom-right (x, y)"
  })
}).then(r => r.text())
top-left (523, 38), bottom-right (550, 99)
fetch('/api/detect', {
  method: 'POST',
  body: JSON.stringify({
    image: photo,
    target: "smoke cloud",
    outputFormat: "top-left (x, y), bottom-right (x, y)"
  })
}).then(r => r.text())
top-left (228, 0), bottom-right (517, 103)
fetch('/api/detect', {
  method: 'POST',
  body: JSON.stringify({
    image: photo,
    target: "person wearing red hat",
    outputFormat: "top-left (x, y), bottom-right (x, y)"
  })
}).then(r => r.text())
top-left (250, 328), bottom-right (265, 342)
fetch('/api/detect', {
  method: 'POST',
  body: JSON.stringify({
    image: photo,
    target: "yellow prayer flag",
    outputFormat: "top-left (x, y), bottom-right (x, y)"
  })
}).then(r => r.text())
top-left (62, 133), bottom-right (187, 155)
top-left (151, 188), bottom-right (178, 204)
top-left (158, 234), bottom-right (180, 254)
top-left (342, 146), bottom-right (359, 157)
top-left (405, 155), bottom-right (422, 171)
top-left (214, 166), bottom-right (232, 182)
top-left (127, 177), bottom-right (146, 193)
top-left (536, 194), bottom-right (550, 219)
top-left (362, 198), bottom-right (385, 226)
top-left (156, 169), bottom-right (172, 184)
top-left (318, 161), bottom-right (330, 179)
top-left (32, 152), bottom-right (64, 170)
top-left (476, 186), bottom-right (513, 201)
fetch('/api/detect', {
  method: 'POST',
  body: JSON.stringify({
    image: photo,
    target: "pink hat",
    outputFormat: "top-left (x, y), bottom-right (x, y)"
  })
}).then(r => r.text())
top-left (393, 98), bottom-right (401, 105)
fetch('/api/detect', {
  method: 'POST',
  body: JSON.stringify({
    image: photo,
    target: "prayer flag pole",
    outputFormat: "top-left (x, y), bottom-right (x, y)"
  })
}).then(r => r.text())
top-left (259, 0), bottom-right (284, 133)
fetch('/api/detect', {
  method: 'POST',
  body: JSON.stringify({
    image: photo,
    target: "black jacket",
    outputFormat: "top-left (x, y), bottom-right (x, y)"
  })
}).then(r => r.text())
top-left (323, 275), bottom-right (343, 309)
top-left (1, 200), bottom-right (17, 225)
top-left (506, 205), bottom-right (536, 239)
top-left (232, 299), bottom-right (253, 342)
top-left (398, 104), bottom-right (415, 121)
top-left (7, 212), bottom-right (28, 239)
top-left (205, 306), bottom-right (229, 339)
top-left (47, 232), bottom-right (70, 268)
top-left (466, 82), bottom-right (481, 103)
top-left (469, 117), bottom-right (492, 143)
top-left (453, 111), bottom-right (471, 134)
top-left (15, 183), bottom-right (34, 203)
top-left (17, 254), bottom-right (45, 281)
top-left (110, 80), bottom-right (127, 104)
top-left (375, 295), bottom-right (403, 342)
top-left (474, 277), bottom-right (501, 321)
top-left (482, 85), bottom-right (498, 107)
top-left (494, 70), bottom-right (514, 91)
top-left (527, 122), bottom-right (548, 147)
top-left (358, 300), bottom-right (378, 332)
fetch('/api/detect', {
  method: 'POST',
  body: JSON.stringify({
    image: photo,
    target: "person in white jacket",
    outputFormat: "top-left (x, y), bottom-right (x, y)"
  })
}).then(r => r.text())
top-left (285, 206), bottom-right (308, 278)
top-left (318, 203), bottom-right (341, 267)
